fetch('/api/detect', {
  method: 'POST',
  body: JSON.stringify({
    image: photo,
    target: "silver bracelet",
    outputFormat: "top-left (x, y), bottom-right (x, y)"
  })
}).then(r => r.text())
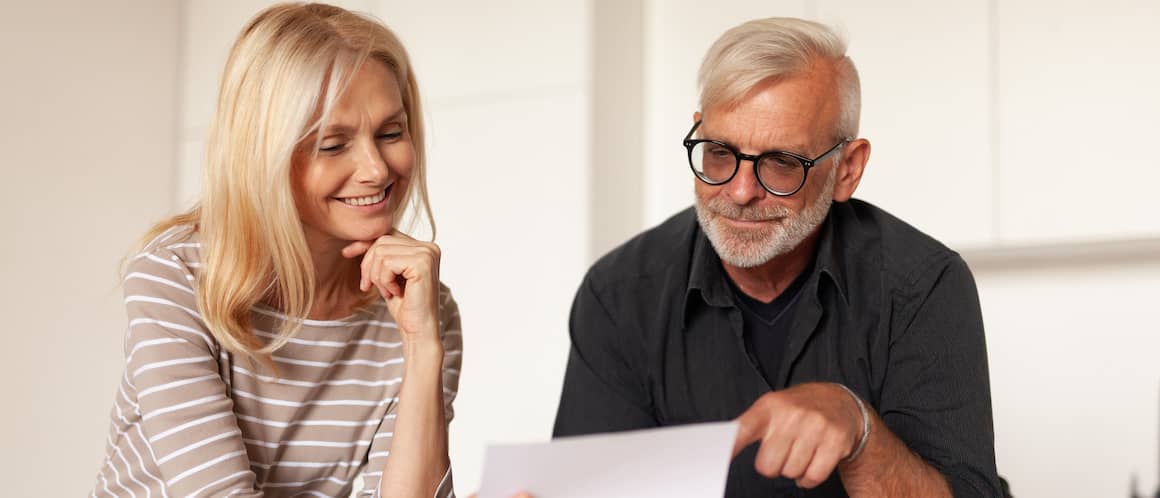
top-left (834, 383), bottom-right (870, 463)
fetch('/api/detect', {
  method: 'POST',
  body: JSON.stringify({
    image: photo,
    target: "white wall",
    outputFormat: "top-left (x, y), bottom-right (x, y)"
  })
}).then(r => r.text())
top-left (972, 253), bottom-right (1160, 497)
top-left (995, 0), bottom-right (1160, 245)
top-left (814, 0), bottom-right (993, 248)
top-left (384, 1), bottom-right (591, 490)
top-left (0, 1), bottom-right (180, 496)
top-left (591, 0), bottom-right (646, 257)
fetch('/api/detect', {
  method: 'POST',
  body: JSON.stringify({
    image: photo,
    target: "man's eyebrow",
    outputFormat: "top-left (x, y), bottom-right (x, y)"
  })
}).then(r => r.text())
top-left (699, 131), bottom-right (811, 155)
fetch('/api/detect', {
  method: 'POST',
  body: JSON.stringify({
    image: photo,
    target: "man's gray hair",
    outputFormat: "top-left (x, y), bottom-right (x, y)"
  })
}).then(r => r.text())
top-left (698, 17), bottom-right (861, 139)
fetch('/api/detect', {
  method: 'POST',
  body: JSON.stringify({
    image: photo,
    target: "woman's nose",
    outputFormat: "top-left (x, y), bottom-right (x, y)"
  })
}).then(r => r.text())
top-left (353, 139), bottom-right (388, 184)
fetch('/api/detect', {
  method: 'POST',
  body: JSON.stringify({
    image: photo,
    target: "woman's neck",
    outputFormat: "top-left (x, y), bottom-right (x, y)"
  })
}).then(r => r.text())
top-left (304, 232), bottom-right (367, 321)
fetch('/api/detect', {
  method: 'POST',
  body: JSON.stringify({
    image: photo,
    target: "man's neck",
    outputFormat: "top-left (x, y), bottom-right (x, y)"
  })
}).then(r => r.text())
top-left (722, 230), bottom-right (821, 304)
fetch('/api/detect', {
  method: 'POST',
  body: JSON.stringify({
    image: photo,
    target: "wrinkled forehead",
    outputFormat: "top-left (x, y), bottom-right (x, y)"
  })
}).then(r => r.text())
top-left (304, 57), bottom-right (405, 137)
top-left (701, 71), bottom-right (842, 151)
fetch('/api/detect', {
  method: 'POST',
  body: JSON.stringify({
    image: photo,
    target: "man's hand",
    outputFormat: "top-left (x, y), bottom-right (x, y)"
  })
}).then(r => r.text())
top-left (732, 382), bottom-right (863, 489)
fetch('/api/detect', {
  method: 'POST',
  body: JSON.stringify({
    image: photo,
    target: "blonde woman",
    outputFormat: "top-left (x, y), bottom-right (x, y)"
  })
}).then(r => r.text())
top-left (91, 4), bottom-right (460, 497)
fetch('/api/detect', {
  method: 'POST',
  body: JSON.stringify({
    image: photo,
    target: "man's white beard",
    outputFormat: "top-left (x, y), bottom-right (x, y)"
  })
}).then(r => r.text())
top-left (695, 169), bottom-right (836, 268)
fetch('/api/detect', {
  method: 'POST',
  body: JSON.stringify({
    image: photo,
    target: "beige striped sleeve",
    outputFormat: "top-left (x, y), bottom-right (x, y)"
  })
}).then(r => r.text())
top-left (358, 285), bottom-right (463, 498)
top-left (439, 285), bottom-right (463, 425)
top-left (436, 285), bottom-right (463, 498)
top-left (121, 246), bottom-right (263, 497)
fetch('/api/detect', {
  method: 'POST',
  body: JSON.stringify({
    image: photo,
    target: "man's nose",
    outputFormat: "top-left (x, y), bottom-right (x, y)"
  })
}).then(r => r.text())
top-left (723, 159), bottom-right (765, 205)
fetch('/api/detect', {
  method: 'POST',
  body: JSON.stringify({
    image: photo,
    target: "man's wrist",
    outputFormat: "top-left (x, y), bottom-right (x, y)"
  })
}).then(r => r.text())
top-left (833, 383), bottom-right (870, 463)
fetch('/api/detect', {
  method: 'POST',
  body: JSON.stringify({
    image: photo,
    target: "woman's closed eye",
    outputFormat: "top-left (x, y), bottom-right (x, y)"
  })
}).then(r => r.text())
top-left (317, 128), bottom-right (402, 153)
top-left (319, 142), bottom-right (348, 153)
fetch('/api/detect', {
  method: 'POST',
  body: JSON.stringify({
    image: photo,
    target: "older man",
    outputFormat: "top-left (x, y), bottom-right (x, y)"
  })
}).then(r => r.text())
top-left (553, 17), bottom-right (1002, 497)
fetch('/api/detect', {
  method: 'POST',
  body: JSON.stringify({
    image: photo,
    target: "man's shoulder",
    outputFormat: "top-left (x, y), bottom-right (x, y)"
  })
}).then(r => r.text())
top-left (839, 199), bottom-right (966, 284)
top-left (585, 207), bottom-right (698, 290)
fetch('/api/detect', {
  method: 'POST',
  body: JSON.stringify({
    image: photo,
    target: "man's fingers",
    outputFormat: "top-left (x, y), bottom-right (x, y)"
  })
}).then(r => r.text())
top-left (752, 427), bottom-right (793, 478)
top-left (795, 447), bottom-right (841, 489)
top-left (732, 408), bottom-right (764, 458)
top-left (779, 436), bottom-right (817, 481)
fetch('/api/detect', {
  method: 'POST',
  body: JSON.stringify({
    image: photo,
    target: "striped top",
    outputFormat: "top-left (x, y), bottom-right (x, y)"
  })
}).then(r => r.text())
top-left (92, 227), bottom-right (462, 498)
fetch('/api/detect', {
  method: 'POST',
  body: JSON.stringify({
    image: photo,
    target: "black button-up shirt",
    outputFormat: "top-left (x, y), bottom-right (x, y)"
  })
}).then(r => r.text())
top-left (553, 199), bottom-right (1002, 497)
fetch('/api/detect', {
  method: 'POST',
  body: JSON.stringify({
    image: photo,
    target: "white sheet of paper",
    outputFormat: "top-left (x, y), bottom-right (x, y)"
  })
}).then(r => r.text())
top-left (476, 421), bottom-right (738, 498)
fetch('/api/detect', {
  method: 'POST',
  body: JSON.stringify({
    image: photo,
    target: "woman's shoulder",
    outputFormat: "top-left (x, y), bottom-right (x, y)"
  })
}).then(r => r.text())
top-left (124, 225), bottom-right (203, 298)
top-left (142, 224), bottom-right (201, 259)
top-left (437, 282), bottom-right (458, 315)
top-left (437, 282), bottom-right (461, 339)
top-left (121, 225), bottom-right (219, 355)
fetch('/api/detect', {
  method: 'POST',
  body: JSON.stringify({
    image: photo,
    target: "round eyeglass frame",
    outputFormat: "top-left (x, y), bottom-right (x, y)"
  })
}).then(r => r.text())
top-left (683, 120), bottom-right (850, 196)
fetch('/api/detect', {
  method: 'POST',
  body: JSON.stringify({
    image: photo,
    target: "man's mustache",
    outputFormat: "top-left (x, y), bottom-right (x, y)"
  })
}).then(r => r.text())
top-left (703, 198), bottom-right (790, 221)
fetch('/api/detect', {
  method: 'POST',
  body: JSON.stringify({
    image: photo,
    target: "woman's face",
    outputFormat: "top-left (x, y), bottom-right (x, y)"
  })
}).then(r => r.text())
top-left (292, 60), bottom-right (413, 250)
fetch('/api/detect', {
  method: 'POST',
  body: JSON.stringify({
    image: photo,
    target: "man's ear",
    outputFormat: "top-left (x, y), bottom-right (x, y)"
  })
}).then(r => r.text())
top-left (832, 138), bottom-right (870, 202)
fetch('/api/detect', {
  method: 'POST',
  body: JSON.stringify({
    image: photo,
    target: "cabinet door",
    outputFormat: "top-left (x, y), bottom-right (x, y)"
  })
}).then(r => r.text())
top-left (998, 0), bottom-right (1160, 245)
top-left (816, 0), bottom-right (994, 249)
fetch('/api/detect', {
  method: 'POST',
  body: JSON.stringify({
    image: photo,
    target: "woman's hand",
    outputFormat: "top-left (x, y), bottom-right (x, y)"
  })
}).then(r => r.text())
top-left (342, 230), bottom-right (441, 343)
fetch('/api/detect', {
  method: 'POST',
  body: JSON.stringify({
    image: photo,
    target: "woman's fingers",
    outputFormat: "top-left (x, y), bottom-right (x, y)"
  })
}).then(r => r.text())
top-left (341, 239), bottom-right (374, 259)
top-left (348, 232), bottom-right (442, 337)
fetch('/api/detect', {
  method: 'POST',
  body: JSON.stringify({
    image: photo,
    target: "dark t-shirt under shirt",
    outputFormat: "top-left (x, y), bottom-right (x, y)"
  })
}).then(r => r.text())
top-left (727, 258), bottom-right (814, 388)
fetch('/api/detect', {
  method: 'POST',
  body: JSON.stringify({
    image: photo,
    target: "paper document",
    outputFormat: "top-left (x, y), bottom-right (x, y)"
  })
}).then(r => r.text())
top-left (477, 421), bottom-right (738, 498)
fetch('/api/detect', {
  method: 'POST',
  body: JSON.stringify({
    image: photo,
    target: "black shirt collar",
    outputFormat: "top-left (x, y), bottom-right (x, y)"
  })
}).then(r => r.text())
top-left (683, 204), bottom-right (852, 326)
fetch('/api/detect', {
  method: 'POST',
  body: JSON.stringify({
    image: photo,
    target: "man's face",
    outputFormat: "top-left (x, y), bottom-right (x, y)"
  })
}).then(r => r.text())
top-left (693, 64), bottom-right (846, 268)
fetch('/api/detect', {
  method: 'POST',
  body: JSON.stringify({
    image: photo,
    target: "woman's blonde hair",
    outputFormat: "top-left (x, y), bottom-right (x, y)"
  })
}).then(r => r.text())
top-left (137, 3), bottom-right (433, 368)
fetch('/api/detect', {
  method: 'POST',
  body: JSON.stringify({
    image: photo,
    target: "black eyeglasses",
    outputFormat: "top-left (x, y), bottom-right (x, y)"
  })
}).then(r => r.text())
top-left (683, 120), bottom-right (849, 196)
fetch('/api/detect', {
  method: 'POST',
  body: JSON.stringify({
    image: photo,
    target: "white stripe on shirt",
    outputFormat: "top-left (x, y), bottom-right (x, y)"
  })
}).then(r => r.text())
top-left (137, 374), bottom-right (219, 399)
top-left (132, 356), bottom-right (214, 380)
top-left (142, 394), bottom-right (226, 421)
top-left (157, 430), bottom-right (241, 465)
top-left (149, 412), bottom-right (233, 443)
top-left (124, 272), bottom-right (194, 295)
top-left (271, 356), bottom-right (404, 368)
top-left (232, 389), bottom-right (397, 408)
top-left (232, 365), bottom-right (402, 388)
top-left (166, 450), bottom-right (247, 486)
